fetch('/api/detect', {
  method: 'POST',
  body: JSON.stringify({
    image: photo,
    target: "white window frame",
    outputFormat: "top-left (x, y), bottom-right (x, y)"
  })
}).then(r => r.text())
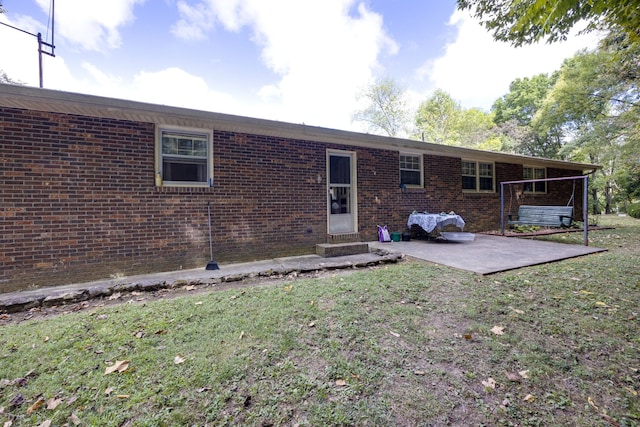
top-left (462, 159), bottom-right (495, 193)
top-left (523, 166), bottom-right (547, 194)
top-left (399, 153), bottom-right (423, 188)
top-left (156, 126), bottom-right (213, 187)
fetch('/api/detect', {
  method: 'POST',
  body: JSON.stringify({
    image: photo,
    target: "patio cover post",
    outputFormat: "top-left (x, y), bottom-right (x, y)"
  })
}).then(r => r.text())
top-left (583, 175), bottom-right (589, 246)
top-left (500, 183), bottom-right (505, 234)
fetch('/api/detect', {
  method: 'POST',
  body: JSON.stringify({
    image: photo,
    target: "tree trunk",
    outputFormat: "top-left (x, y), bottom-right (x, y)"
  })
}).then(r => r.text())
top-left (591, 187), bottom-right (600, 214)
top-left (605, 181), bottom-right (613, 214)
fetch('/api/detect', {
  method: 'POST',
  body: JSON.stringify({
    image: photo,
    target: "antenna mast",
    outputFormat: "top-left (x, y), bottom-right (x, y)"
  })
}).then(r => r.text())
top-left (0, 0), bottom-right (55, 87)
top-left (38, 0), bottom-right (56, 87)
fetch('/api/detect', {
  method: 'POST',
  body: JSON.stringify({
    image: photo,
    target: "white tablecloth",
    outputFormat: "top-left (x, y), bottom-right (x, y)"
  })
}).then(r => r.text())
top-left (408, 213), bottom-right (465, 233)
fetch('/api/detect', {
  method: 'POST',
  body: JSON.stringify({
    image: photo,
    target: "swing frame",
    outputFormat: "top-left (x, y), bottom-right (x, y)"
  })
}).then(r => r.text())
top-left (500, 174), bottom-right (590, 246)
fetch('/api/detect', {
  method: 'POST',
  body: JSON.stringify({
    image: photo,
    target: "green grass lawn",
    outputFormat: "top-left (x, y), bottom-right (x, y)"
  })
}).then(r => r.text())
top-left (1, 215), bottom-right (639, 426)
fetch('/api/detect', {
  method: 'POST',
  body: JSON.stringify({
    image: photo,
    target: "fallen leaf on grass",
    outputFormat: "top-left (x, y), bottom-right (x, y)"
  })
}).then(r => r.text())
top-left (134, 331), bottom-right (144, 339)
top-left (414, 370), bottom-right (426, 376)
top-left (154, 329), bottom-right (168, 335)
top-left (104, 387), bottom-right (114, 396)
top-left (197, 387), bottom-right (211, 393)
top-left (36, 421), bottom-right (51, 427)
top-left (183, 285), bottom-right (196, 291)
top-left (308, 321), bottom-right (316, 327)
top-left (335, 379), bottom-right (347, 387)
top-left (9, 393), bottom-right (24, 407)
top-left (588, 396), bottom-right (598, 409)
top-left (523, 394), bottom-right (535, 402)
top-left (117, 395), bottom-right (130, 399)
top-left (481, 378), bottom-right (496, 390)
top-left (389, 331), bottom-right (400, 338)
top-left (10, 378), bottom-right (27, 387)
top-left (518, 370), bottom-right (530, 379)
top-left (490, 326), bottom-right (505, 335)
top-left (104, 360), bottom-right (130, 375)
top-left (230, 291), bottom-right (246, 300)
top-left (69, 413), bottom-right (81, 426)
top-left (3, 420), bottom-right (12, 427)
top-left (45, 397), bottom-right (62, 410)
top-left (108, 293), bottom-right (121, 301)
top-left (601, 413), bottom-right (622, 427)
top-left (174, 355), bottom-right (186, 365)
top-left (505, 371), bottom-right (523, 382)
top-left (595, 301), bottom-right (609, 308)
top-left (194, 301), bottom-right (203, 305)
top-left (624, 386), bottom-right (638, 396)
top-left (26, 397), bottom-right (44, 415)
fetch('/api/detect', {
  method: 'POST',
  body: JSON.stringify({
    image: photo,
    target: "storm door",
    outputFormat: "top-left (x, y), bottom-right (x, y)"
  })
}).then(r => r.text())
top-left (328, 151), bottom-right (357, 234)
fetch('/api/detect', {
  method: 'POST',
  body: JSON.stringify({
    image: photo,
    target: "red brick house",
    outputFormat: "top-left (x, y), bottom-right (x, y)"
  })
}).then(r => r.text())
top-left (0, 84), bottom-right (598, 292)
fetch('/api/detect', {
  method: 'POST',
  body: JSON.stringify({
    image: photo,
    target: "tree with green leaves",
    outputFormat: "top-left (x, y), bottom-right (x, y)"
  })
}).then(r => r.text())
top-left (414, 89), bottom-right (461, 144)
top-left (457, 0), bottom-right (640, 47)
top-left (492, 73), bottom-right (562, 157)
top-left (414, 89), bottom-right (498, 149)
top-left (454, 107), bottom-right (497, 149)
top-left (456, 0), bottom-right (639, 208)
top-left (352, 77), bottom-right (410, 137)
top-left (537, 45), bottom-right (639, 213)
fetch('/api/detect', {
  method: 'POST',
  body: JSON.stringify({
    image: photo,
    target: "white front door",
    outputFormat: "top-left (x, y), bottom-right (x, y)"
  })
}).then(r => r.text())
top-left (328, 151), bottom-right (357, 234)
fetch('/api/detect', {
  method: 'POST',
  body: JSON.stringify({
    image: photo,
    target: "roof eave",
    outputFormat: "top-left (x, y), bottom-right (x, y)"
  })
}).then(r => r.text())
top-left (0, 83), bottom-right (601, 172)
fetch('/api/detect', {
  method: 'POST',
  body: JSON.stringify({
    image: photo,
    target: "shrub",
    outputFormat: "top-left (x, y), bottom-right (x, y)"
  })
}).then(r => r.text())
top-left (628, 202), bottom-right (640, 219)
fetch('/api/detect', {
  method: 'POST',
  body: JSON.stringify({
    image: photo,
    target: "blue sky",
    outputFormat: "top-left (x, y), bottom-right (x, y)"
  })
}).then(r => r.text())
top-left (0, 0), bottom-right (600, 133)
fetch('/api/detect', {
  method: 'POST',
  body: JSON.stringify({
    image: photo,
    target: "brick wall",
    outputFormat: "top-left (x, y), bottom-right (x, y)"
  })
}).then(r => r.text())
top-left (367, 155), bottom-right (583, 237)
top-left (0, 106), bottom-right (584, 292)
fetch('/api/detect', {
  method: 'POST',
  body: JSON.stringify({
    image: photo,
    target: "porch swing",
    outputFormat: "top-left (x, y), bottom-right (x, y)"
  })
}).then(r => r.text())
top-left (500, 174), bottom-right (591, 246)
top-left (506, 180), bottom-right (576, 228)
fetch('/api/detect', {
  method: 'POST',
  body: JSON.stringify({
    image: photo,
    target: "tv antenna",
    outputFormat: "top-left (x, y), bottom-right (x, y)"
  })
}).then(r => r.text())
top-left (0, 0), bottom-right (55, 87)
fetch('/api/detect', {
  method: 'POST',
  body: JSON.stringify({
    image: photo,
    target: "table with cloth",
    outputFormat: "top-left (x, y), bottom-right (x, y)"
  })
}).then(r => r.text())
top-left (407, 213), bottom-right (466, 234)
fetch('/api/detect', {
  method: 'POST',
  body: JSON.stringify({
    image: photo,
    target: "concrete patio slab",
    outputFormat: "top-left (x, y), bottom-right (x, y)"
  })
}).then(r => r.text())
top-left (369, 234), bottom-right (607, 275)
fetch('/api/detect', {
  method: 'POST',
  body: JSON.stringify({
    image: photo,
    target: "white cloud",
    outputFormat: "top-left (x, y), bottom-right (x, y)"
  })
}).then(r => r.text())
top-left (0, 0), bottom-right (143, 86)
top-left (34, 0), bottom-right (144, 51)
top-left (171, 1), bottom-right (214, 40)
top-left (130, 67), bottom-right (237, 112)
top-left (0, 14), bottom-right (44, 85)
top-left (420, 9), bottom-right (601, 111)
top-left (170, 0), bottom-right (398, 130)
top-left (2, 0), bottom-right (396, 132)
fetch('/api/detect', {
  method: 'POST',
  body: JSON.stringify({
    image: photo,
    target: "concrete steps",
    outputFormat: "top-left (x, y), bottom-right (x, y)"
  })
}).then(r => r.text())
top-left (316, 242), bottom-right (370, 257)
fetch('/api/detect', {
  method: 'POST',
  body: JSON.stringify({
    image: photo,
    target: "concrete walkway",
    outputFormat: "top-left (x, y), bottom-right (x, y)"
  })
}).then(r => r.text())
top-left (0, 251), bottom-right (401, 313)
top-left (370, 234), bottom-right (606, 275)
top-left (0, 235), bottom-right (606, 313)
